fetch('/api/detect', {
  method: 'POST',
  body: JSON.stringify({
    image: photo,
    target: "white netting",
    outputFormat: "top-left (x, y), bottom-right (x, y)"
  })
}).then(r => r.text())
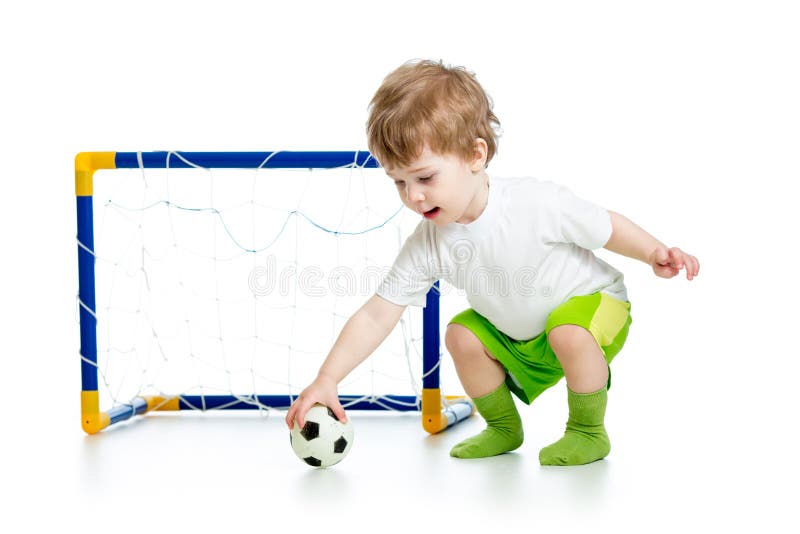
top-left (85, 153), bottom-right (457, 414)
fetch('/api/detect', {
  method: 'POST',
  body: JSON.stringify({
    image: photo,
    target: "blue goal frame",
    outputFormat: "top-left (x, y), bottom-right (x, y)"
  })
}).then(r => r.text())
top-left (75, 151), bottom-right (473, 435)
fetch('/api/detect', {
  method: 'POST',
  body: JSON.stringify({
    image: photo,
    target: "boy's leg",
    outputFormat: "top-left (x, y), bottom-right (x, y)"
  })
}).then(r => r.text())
top-left (445, 324), bottom-right (524, 459)
top-left (539, 324), bottom-right (610, 465)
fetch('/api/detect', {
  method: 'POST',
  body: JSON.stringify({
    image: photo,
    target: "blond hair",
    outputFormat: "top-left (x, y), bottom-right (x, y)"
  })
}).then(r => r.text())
top-left (366, 59), bottom-right (501, 170)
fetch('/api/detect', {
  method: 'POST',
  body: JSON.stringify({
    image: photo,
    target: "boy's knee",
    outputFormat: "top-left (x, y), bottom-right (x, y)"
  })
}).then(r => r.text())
top-left (547, 324), bottom-right (595, 355)
top-left (445, 324), bottom-right (494, 360)
top-left (445, 324), bottom-right (475, 355)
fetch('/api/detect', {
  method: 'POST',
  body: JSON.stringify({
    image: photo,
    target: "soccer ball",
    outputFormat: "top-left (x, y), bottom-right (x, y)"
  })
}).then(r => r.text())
top-left (290, 404), bottom-right (354, 468)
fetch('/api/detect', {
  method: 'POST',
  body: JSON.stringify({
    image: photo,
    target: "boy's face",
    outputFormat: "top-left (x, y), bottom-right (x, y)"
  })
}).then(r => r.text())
top-left (385, 143), bottom-right (488, 226)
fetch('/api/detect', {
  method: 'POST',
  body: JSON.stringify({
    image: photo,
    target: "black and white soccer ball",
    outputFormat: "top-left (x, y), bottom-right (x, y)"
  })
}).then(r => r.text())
top-left (290, 404), bottom-right (354, 468)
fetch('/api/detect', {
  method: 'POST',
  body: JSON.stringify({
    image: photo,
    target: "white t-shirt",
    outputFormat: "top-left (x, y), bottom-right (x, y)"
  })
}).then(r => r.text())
top-left (376, 176), bottom-right (628, 341)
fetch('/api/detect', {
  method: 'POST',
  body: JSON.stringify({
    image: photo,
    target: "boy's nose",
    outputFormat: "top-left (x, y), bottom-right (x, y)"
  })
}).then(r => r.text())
top-left (406, 183), bottom-right (425, 202)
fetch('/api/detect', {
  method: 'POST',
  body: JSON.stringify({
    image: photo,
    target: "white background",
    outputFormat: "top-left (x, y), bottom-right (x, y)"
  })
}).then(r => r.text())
top-left (2, 1), bottom-right (798, 532)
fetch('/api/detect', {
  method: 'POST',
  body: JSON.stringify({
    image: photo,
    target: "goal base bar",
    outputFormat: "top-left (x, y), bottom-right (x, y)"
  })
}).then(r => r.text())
top-left (81, 389), bottom-right (474, 435)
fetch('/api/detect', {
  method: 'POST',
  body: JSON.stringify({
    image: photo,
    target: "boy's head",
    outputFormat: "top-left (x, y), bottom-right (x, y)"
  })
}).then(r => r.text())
top-left (366, 59), bottom-right (501, 173)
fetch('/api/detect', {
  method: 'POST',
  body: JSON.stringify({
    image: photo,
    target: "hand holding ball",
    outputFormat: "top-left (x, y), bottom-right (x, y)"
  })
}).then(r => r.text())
top-left (290, 404), bottom-right (354, 468)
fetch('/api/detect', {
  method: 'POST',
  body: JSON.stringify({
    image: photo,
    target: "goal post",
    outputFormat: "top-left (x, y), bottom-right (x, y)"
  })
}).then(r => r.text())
top-left (75, 151), bottom-right (474, 435)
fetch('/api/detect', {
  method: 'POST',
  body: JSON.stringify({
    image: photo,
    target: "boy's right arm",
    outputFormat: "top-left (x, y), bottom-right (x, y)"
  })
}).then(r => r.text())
top-left (284, 293), bottom-right (406, 430)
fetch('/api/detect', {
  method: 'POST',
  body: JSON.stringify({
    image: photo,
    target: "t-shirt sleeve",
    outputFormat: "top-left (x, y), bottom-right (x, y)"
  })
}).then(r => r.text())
top-left (375, 222), bottom-right (437, 307)
top-left (553, 184), bottom-right (612, 250)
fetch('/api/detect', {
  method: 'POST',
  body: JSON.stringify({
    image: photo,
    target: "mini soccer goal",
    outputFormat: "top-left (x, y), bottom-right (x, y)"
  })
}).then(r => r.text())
top-left (75, 151), bottom-right (474, 435)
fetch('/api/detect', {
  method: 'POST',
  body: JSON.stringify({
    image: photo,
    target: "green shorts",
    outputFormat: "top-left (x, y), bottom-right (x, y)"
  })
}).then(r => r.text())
top-left (449, 292), bottom-right (632, 404)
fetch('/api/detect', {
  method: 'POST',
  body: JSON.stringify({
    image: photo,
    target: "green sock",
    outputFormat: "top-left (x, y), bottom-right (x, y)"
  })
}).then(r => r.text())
top-left (450, 382), bottom-right (524, 459)
top-left (539, 387), bottom-right (611, 466)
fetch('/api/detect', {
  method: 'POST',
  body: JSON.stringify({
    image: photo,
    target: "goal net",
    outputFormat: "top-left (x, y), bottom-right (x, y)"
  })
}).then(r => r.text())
top-left (75, 151), bottom-right (473, 434)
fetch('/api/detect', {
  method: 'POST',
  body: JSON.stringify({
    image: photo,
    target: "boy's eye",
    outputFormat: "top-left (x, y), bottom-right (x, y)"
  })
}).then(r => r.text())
top-left (393, 175), bottom-right (432, 188)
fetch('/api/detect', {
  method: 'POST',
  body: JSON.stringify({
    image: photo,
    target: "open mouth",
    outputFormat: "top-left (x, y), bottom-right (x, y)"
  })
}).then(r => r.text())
top-left (423, 207), bottom-right (440, 219)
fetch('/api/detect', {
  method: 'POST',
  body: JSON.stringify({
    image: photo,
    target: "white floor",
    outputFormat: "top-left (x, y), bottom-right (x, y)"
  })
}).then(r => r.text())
top-left (13, 331), bottom-right (797, 533)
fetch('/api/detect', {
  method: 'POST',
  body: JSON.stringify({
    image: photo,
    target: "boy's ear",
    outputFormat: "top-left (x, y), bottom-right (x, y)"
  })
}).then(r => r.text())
top-left (470, 138), bottom-right (488, 171)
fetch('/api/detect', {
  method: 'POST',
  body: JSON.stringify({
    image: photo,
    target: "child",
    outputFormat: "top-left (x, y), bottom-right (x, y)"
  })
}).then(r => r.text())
top-left (285, 59), bottom-right (699, 466)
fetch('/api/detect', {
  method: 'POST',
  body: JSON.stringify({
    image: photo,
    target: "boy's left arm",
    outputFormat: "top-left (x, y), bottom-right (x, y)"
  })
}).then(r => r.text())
top-left (603, 210), bottom-right (700, 281)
